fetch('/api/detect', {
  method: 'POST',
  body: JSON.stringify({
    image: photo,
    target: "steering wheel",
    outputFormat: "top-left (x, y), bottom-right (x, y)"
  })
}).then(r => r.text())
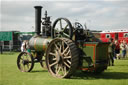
top-left (74, 22), bottom-right (84, 29)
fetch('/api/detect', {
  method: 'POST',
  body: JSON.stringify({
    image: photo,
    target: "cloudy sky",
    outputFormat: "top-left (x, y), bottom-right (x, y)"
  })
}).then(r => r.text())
top-left (0, 0), bottom-right (128, 32)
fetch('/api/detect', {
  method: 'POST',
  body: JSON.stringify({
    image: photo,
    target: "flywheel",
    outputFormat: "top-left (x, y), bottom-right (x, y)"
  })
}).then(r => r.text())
top-left (52, 18), bottom-right (73, 39)
top-left (46, 38), bottom-right (79, 78)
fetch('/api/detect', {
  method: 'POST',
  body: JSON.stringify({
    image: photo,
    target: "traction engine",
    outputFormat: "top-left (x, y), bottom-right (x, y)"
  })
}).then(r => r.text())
top-left (17, 6), bottom-right (109, 78)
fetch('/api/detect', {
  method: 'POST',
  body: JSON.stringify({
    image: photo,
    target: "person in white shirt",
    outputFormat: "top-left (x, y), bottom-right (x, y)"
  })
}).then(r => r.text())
top-left (21, 40), bottom-right (27, 52)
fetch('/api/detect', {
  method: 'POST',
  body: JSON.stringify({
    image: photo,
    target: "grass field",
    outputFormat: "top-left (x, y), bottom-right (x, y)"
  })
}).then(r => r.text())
top-left (0, 52), bottom-right (128, 85)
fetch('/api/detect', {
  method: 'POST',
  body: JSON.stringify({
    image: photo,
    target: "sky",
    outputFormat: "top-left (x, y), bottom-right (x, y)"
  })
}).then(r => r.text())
top-left (0, 0), bottom-right (128, 32)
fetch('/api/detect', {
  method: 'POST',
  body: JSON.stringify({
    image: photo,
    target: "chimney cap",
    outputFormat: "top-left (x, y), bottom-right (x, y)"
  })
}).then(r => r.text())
top-left (34, 6), bottom-right (43, 8)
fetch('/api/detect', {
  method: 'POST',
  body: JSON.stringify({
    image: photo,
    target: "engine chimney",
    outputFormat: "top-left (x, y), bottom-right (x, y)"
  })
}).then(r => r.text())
top-left (34, 6), bottom-right (42, 35)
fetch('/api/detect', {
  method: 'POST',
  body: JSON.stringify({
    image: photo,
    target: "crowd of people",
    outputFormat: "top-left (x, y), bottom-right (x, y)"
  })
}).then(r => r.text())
top-left (108, 38), bottom-right (128, 66)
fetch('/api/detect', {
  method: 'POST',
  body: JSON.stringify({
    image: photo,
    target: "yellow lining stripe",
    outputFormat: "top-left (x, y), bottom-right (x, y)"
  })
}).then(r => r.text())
top-left (34, 38), bottom-right (38, 50)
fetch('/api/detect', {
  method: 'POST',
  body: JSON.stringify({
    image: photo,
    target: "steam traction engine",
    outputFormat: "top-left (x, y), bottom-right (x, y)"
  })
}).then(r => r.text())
top-left (17, 6), bottom-right (109, 78)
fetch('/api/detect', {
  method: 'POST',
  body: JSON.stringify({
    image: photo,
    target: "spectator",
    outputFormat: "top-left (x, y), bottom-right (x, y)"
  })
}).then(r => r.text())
top-left (108, 38), bottom-right (115, 66)
top-left (126, 43), bottom-right (128, 58)
top-left (26, 40), bottom-right (31, 53)
top-left (120, 40), bottom-right (127, 58)
top-left (114, 40), bottom-right (120, 59)
top-left (21, 40), bottom-right (27, 52)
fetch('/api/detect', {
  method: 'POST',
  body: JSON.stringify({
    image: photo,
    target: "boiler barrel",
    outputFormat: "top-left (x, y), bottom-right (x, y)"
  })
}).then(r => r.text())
top-left (29, 37), bottom-right (52, 52)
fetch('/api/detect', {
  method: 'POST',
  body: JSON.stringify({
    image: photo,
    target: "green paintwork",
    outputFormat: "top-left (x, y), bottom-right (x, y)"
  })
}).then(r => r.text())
top-left (29, 36), bottom-right (52, 52)
top-left (96, 43), bottom-right (109, 60)
top-left (81, 42), bottom-right (109, 70)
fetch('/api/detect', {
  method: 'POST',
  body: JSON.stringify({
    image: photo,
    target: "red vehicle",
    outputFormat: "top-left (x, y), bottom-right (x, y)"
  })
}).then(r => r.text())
top-left (100, 29), bottom-right (128, 43)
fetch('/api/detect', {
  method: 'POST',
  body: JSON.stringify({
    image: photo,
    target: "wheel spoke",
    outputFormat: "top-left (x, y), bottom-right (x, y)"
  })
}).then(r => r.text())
top-left (55, 64), bottom-right (59, 73)
top-left (26, 55), bottom-right (30, 62)
top-left (26, 65), bottom-right (29, 72)
top-left (61, 66), bottom-right (65, 75)
top-left (63, 66), bottom-right (67, 75)
top-left (54, 29), bottom-right (60, 37)
top-left (61, 24), bottom-right (68, 33)
top-left (62, 46), bottom-right (69, 55)
top-left (65, 50), bottom-right (70, 56)
top-left (27, 63), bottom-right (30, 69)
top-left (55, 29), bottom-right (59, 33)
top-left (22, 55), bottom-right (25, 60)
top-left (50, 61), bottom-right (58, 67)
top-left (25, 64), bottom-right (28, 72)
top-left (62, 41), bottom-right (65, 51)
top-left (64, 24), bottom-right (68, 31)
top-left (24, 65), bottom-right (27, 72)
top-left (64, 61), bottom-right (70, 68)
top-left (56, 65), bottom-right (61, 75)
top-left (20, 64), bottom-right (23, 71)
top-left (49, 52), bottom-right (56, 56)
top-left (59, 42), bottom-right (62, 53)
top-left (64, 56), bottom-right (71, 59)
top-left (60, 20), bottom-right (62, 29)
top-left (53, 57), bottom-right (57, 61)
top-left (19, 59), bottom-right (23, 64)
top-left (20, 58), bottom-right (23, 60)
top-left (67, 60), bottom-right (71, 65)
top-left (23, 64), bottom-right (25, 72)
top-left (54, 43), bottom-right (60, 51)
top-left (63, 33), bottom-right (70, 38)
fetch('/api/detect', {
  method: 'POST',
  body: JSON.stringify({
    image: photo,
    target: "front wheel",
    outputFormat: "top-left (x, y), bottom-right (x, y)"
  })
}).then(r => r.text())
top-left (17, 52), bottom-right (34, 72)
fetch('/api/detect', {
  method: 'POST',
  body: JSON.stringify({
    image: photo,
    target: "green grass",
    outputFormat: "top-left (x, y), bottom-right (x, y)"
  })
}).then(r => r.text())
top-left (0, 52), bottom-right (128, 85)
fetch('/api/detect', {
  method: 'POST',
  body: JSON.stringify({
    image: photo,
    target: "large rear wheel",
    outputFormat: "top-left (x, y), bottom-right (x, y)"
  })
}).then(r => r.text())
top-left (46, 38), bottom-right (79, 78)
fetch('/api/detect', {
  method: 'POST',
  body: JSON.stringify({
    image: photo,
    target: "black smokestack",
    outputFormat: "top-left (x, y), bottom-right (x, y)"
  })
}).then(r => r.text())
top-left (34, 6), bottom-right (42, 35)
